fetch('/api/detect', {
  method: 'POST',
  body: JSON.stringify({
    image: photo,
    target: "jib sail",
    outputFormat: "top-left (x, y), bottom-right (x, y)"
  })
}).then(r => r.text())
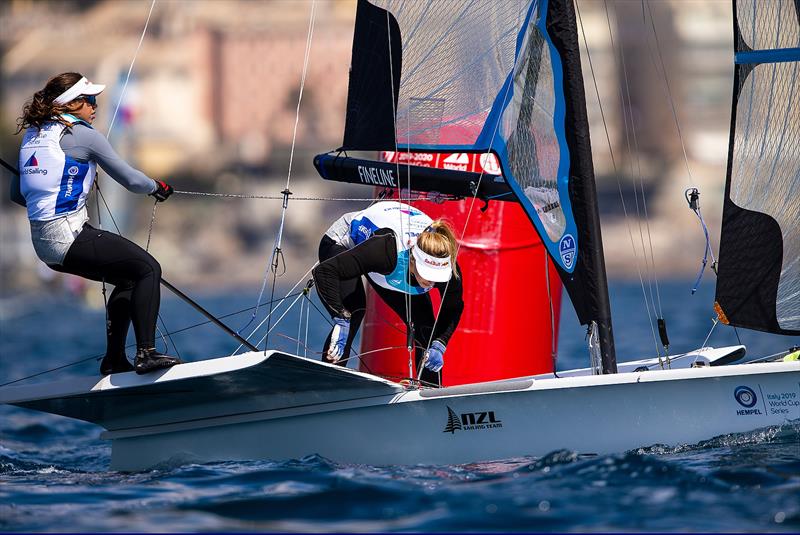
top-left (317, 0), bottom-right (594, 273)
top-left (316, 0), bottom-right (615, 369)
top-left (714, 0), bottom-right (800, 335)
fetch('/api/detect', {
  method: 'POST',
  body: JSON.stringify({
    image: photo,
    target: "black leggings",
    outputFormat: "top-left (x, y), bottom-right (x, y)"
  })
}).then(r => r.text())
top-left (318, 235), bottom-right (439, 386)
top-left (49, 224), bottom-right (161, 353)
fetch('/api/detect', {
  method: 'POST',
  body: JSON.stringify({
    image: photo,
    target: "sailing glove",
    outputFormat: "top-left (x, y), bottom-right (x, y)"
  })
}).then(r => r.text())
top-left (327, 317), bottom-right (350, 363)
top-left (424, 340), bottom-right (446, 372)
top-left (151, 180), bottom-right (174, 202)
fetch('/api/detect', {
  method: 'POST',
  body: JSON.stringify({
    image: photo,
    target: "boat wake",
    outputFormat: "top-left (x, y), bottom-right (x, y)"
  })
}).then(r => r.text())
top-left (635, 420), bottom-right (800, 455)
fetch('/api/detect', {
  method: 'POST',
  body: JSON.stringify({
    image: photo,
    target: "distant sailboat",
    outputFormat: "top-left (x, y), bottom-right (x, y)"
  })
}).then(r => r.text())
top-left (1, 0), bottom-right (797, 471)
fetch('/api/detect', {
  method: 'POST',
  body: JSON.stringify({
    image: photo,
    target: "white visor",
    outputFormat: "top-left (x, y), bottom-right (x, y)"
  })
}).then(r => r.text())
top-left (412, 246), bottom-right (452, 283)
top-left (53, 76), bottom-right (106, 105)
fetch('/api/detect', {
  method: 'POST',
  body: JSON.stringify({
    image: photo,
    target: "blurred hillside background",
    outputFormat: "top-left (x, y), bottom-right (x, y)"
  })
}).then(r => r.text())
top-left (1, 0), bottom-right (734, 297)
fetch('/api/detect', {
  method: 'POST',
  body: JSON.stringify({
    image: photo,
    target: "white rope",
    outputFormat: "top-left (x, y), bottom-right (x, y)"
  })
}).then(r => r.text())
top-left (576, 0), bottom-right (662, 359)
top-left (284, 0), bottom-right (317, 194)
top-left (423, 0), bottom-right (530, 359)
top-left (383, 9), bottom-right (416, 378)
top-left (545, 249), bottom-right (558, 374)
top-left (95, 0), bottom-right (156, 228)
top-left (644, 0), bottom-right (694, 187)
top-left (252, 1), bottom-right (317, 346)
top-left (107, 0), bottom-right (156, 136)
top-left (575, 2), bottom-right (661, 358)
top-left (304, 298), bottom-right (311, 357)
top-left (253, 291), bottom-right (308, 348)
top-left (606, 0), bottom-right (664, 321)
top-left (296, 296), bottom-right (305, 356)
top-left (701, 317), bottom-right (719, 349)
top-left (231, 263), bottom-right (316, 355)
top-left (88, 0), bottom-right (178, 357)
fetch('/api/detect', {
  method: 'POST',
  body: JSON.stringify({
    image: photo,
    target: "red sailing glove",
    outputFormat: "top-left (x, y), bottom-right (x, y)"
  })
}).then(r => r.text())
top-left (150, 180), bottom-right (174, 202)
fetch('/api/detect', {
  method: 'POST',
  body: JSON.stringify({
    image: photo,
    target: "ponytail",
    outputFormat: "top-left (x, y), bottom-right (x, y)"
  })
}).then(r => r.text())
top-left (16, 72), bottom-right (83, 134)
top-left (416, 219), bottom-right (460, 279)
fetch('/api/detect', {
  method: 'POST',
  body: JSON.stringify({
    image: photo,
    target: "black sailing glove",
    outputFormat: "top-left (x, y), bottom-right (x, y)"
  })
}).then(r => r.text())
top-left (150, 180), bottom-right (174, 202)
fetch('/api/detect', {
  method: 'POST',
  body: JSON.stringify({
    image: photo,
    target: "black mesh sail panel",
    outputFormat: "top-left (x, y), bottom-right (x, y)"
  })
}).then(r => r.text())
top-left (714, 0), bottom-right (800, 335)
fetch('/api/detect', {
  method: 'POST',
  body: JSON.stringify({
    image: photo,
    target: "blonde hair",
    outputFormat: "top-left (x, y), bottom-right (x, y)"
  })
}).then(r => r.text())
top-left (416, 219), bottom-right (460, 279)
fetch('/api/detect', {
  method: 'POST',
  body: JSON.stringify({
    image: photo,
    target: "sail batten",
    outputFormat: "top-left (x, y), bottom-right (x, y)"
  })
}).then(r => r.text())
top-left (736, 47), bottom-right (800, 64)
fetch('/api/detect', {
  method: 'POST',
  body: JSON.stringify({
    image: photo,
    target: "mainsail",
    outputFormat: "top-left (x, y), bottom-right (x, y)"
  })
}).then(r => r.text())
top-left (314, 0), bottom-right (615, 369)
top-left (714, 0), bottom-right (800, 335)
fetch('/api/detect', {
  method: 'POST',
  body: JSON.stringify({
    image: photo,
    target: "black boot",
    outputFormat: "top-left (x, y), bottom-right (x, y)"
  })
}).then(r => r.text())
top-left (134, 347), bottom-right (182, 375)
top-left (100, 353), bottom-right (135, 376)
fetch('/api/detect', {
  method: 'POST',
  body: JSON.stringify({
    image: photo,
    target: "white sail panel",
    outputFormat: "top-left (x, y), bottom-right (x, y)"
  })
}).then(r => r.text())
top-left (731, 62), bottom-right (800, 330)
top-left (736, 1), bottom-right (799, 51)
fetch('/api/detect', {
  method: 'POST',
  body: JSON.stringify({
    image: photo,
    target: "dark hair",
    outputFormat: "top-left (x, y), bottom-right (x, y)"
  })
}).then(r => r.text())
top-left (15, 72), bottom-right (84, 133)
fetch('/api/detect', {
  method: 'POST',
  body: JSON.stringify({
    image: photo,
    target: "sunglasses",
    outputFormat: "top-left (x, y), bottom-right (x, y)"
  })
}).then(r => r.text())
top-left (79, 95), bottom-right (97, 107)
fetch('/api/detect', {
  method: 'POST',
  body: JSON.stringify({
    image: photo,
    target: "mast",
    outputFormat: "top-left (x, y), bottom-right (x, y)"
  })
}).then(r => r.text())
top-left (547, 0), bottom-right (617, 373)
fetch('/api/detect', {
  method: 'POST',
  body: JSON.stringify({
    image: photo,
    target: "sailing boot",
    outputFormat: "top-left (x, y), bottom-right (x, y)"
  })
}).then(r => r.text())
top-left (100, 353), bottom-right (135, 376)
top-left (134, 347), bottom-right (182, 375)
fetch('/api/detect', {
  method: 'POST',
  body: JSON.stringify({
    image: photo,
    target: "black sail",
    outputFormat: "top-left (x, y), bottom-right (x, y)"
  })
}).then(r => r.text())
top-left (714, 1), bottom-right (800, 335)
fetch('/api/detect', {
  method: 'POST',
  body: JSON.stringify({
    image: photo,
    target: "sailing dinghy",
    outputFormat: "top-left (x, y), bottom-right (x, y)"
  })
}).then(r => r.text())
top-left (2, 0), bottom-right (798, 471)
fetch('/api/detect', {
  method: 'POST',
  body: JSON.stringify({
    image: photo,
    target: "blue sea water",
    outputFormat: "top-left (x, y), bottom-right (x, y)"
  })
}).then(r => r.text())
top-left (1, 280), bottom-right (798, 532)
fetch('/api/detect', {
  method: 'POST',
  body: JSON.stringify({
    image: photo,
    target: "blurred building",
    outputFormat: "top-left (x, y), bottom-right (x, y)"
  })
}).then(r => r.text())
top-left (0, 0), bottom-right (739, 291)
top-left (1, 0), bottom-right (355, 178)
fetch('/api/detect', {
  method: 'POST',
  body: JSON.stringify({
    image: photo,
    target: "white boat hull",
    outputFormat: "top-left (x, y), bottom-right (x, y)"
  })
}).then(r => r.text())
top-left (3, 350), bottom-right (796, 471)
top-left (110, 361), bottom-right (799, 470)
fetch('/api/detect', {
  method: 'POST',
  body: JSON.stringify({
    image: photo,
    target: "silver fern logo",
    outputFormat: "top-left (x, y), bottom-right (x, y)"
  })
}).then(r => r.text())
top-left (443, 406), bottom-right (462, 434)
top-left (443, 406), bottom-right (502, 433)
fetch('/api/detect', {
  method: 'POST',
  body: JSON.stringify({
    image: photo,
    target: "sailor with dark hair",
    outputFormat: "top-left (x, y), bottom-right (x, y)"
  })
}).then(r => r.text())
top-left (11, 72), bottom-right (179, 375)
top-left (313, 201), bottom-right (464, 387)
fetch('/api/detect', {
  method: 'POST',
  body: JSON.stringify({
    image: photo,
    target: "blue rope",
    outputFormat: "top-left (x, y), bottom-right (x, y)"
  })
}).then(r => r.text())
top-left (685, 188), bottom-right (716, 294)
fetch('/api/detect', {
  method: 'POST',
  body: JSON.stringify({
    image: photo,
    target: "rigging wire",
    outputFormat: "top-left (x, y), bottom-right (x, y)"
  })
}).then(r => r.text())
top-left (384, 8), bottom-right (416, 383)
top-left (234, 264), bottom-right (325, 355)
top-left (544, 251), bottom-right (559, 377)
top-left (174, 190), bottom-right (428, 202)
top-left (251, 0), bottom-right (317, 349)
top-left (700, 317), bottom-right (719, 349)
top-left (424, 0), bottom-right (533, 368)
top-left (234, 264), bottom-right (318, 354)
top-left (576, 0), bottom-right (662, 362)
top-left (85, 0), bottom-right (181, 358)
top-left (600, 0), bottom-right (659, 324)
top-left (107, 0), bottom-right (157, 137)
top-left (607, 0), bottom-right (664, 322)
top-left (95, 0), bottom-right (156, 227)
top-left (0, 291), bottom-right (304, 388)
top-left (643, 0), bottom-right (694, 187)
top-left (642, 0), bottom-right (718, 301)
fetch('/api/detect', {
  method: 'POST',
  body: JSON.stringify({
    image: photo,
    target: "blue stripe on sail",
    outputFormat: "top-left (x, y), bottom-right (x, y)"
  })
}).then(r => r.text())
top-left (475, 0), bottom-right (538, 148)
top-left (479, 0), bottom-right (579, 273)
top-left (474, 72), bottom-right (515, 149)
top-left (735, 47), bottom-right (800, 65)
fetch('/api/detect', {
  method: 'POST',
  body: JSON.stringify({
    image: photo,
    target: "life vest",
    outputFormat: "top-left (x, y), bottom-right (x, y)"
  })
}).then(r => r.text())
top-left (348, 201), bottom-right (433, 295)
top-left (18, 115), bottom-right (96, 221)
